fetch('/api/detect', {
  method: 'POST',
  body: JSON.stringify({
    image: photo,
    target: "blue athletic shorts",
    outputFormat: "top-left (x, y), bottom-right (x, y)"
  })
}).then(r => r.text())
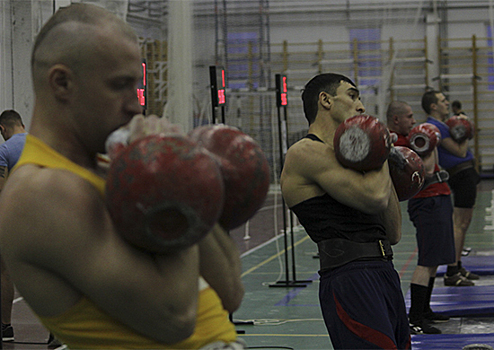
top-left (448, 167), bottom-right (480, 208)
top-left (407, 195), bottom-right (456, 267)
top-left (319, 260), bottom-right (411, 349)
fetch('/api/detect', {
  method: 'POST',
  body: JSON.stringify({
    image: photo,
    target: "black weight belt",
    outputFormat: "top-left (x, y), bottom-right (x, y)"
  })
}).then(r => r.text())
top-left (446, 159), bottom-right (474, 178)
top-left (317, 238), bottom-right (393, 271)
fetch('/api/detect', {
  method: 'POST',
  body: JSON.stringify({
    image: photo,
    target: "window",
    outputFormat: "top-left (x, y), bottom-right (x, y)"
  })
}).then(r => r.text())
top-left (349, 28), bottom-right (382, 94)
top-left (227, 32), bottom-right (260, 89)
top-left (487, 25), bottom-right (494, 90)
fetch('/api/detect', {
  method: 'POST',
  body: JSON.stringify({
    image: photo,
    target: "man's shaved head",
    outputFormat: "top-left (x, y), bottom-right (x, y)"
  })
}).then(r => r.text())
top-left (31, 3), bottom-right (138, 90)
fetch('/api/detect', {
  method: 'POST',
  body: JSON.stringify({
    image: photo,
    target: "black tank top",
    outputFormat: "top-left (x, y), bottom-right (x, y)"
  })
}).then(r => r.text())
top-left (290, 134), bottom-right (387, 244)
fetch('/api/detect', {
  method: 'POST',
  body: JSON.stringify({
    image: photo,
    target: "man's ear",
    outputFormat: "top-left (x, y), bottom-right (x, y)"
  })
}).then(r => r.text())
top-left (48, 64), bottom-right (74, 101)
top-left (0, 125), bottom-right (7, 140)
top-left (319, 91), bottom-right (331, 110)
top-left (393, 115), bottom-right (400, 125)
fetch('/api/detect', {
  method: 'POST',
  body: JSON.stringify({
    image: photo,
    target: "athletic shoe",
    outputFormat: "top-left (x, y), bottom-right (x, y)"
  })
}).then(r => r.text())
top-left (423, 310), bottom-right (450, 323)
top-left (1, 323), bottom-right (14, 342)
top-left (459, 266), bottom-right (480, 280)
top-left (444, 272), bottom-right (475, 286)
top-left (461, 247), bottom-right (472, 256)
top-left (409, 320), bottom-right (441, 334)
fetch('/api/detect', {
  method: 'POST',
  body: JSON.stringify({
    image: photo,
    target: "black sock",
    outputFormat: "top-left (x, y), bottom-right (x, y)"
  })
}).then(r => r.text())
top-left (409, 283), bottom-right (428, 323)
top-left (423, 277), bottom-right (435, 314)
top-left (447, 265), bottom-right (459, 276)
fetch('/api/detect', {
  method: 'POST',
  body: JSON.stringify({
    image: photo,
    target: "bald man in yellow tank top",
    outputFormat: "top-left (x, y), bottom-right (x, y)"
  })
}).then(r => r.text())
top-left (0, 3), bottom-right (244, 349)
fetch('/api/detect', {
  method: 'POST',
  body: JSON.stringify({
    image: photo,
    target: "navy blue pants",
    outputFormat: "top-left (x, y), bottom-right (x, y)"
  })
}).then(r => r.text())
top-left (408, 195), bottom-right (456, 267)
top-left (319, 260), bottom-right (411, 349)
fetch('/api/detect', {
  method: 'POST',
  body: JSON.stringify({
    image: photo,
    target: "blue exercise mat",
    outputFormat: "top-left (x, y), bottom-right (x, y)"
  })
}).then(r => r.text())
top-left (412, 333), bottom-right (494, 350)
top-left (405, 285), bottom-right (494, 316)
top-left (437, 255), bottom-right (494, 276)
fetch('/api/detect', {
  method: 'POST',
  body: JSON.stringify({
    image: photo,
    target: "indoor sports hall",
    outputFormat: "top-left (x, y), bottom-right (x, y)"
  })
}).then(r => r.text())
top-left (2, 1), bottom-right (494, 350)
top-left (2, 181), bottom-right (494, 350)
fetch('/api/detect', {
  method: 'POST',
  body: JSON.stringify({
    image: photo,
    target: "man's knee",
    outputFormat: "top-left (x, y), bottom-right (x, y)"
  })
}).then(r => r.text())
top-left (454, 208), bottom-right (474, 232)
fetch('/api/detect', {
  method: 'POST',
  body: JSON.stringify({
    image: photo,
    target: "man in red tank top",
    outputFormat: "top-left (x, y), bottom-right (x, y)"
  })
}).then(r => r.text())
top-left (386, 101), bottom-right (458, 335)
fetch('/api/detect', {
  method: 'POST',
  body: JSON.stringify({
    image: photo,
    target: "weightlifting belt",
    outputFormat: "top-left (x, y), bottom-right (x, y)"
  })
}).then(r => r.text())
top-left (446, 159), bottom-right (474, 178)
top-left (317, 238), bottom-right (393, 271)
top-left (423, 170), bottom-right (449, 189)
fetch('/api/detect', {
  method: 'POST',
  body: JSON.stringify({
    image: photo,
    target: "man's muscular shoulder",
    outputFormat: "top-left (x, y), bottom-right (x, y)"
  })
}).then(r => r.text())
top-left (281, 139), bottom-right (331, 207)
top-left (0, 165), bottom-right (103, 252)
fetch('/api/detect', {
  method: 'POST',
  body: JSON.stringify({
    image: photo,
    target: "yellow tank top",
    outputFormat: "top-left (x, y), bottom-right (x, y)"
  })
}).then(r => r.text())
top-left (16, 135), bottom-right (237, 349)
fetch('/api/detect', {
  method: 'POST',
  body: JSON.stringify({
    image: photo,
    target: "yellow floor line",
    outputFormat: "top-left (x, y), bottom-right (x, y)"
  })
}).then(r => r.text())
top-left (241, 235), bottom-right (311, 278)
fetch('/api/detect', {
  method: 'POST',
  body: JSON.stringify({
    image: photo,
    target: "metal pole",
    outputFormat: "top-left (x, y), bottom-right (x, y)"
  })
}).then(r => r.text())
top-left (284, 105), bottom-right (312, 286)
top-left (269, 104), bottom-right (310, 288)
top-left (271, 105), bottom-right (290, 286)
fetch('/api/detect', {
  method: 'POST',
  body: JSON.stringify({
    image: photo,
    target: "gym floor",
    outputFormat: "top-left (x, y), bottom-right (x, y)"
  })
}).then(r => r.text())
top-left (3, 179), bottom-right (494, 349)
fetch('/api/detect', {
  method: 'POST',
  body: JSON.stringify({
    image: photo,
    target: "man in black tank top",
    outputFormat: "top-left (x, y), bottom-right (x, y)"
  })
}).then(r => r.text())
top-left (281, 73), bottom-right (410, 349)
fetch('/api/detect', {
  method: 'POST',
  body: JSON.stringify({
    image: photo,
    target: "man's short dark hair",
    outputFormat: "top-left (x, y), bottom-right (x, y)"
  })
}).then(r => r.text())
top-left (452, 100), bottom-right (462, 110)
top-left (421, 90), bottom-right (440, 115)
top-left (0, 110), bottom-right (23, 129)
top-left (301, 73), bottom-right (356, 125)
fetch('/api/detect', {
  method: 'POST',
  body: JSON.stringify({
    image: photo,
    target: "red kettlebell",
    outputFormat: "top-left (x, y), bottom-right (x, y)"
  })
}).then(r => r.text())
top-left (408, 123), bottom-right (441, 157)
top-left (388, 146), bottom-right (426, 201)
top-left (446, 116), bottom-right (473, 143)
top-left (334, 115), bottom-right (393, 172)
top-left (106, 134), bottom-right (225, 253)
top-left (189, 124), bottom-right (271, 230)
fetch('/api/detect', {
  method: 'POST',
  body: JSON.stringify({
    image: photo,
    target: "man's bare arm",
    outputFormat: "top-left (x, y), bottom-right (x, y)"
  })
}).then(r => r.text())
top-left (283, 140), bottom-right (392, 214)
top-left (0, 167), bottom-right (202, 344)
top-left (378, 185), bottom-right (402, 245)
top-left (440, 137), bottom-right (469, 158)
top-left (198, 224), bottom-right (244, 313)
